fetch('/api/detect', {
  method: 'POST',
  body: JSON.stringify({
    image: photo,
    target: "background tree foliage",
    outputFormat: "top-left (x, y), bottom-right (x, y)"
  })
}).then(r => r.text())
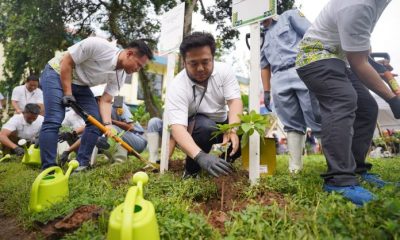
top-left (0, 0), bottom-right (65, 93)
top-left (0, 0), bottom-right (294, 116)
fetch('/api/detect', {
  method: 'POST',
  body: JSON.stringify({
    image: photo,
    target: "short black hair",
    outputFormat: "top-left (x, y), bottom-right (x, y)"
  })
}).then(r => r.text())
top-left (126, 40), bottom-right (154, 60)
top-left (26, 75), bottom-right (39, 82)
top-left (179, 32), bottom-right (216, 59)
top-left (24, 103), bottom-right (41, 115)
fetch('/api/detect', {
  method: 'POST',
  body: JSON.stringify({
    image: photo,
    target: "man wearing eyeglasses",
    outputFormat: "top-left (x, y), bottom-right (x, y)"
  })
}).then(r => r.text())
top-left (165, 32), bottom-right (243, 178)
top-left (39, 36), bottom-right (153, 172)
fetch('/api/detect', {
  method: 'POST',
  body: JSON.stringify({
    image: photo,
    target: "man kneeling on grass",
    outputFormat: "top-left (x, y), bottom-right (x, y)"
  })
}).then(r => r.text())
top-left (0, 104), bottom-right (43, 156)
top-left (165, 32), bottom-right (243, 178)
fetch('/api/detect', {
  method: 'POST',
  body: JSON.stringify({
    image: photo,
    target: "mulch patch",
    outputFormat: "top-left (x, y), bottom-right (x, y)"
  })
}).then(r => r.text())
top-left (194, 169), bottom-right (286, 233)
top-left (35, 205), bottom-right (103, 240)
top-left (167, 159), bottom-right (185, 174)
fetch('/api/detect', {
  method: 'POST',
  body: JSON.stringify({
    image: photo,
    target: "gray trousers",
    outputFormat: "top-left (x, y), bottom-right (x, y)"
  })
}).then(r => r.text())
top-left (112, 125), bottom-right (147, 153)
top-left (297, 59), bottom-right (377, 186)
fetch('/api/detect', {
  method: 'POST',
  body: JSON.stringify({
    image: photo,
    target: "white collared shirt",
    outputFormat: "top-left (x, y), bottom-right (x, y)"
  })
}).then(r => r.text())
top-left (62, 109), bottom-right (85, 130)
top-left (11, 85), bottom-right (43, 111)
top-left (48, 37), bottom-right (130, 96)
top-left (2, 114), bottom-right (44, 140)
top-left (166, 62), bottom-right (241, 126)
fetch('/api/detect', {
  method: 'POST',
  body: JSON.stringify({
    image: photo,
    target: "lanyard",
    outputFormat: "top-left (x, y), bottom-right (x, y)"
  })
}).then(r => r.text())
top-left (115, 70), bottom-right (125, 94)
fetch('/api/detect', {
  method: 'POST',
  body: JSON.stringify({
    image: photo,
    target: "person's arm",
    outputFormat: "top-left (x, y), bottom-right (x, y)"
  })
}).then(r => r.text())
top-left (346, 51), bottom-right (395, 101)
top-left (171, 124), bottom-right (201, 159)
top-left (11, 100), bottom-right (22, 114)
top-left (111, 119), bottom-right (133, 131)
top-left (98, 92), bottom-right (114, 136)
top-left (60, 53), bottom-right (75, 96)
top-left (289, 10), bottom-right (311, 37)
top-left (38, 103), bottom-right (45, 115)
top-left (73, 126), bottom-right (85, 135)
top-left (222, 98), bottom-right (243, 156)
top-left (261, 66), bottom-right (271, 91)
top-left (0, 129), bottom-right (17, 149)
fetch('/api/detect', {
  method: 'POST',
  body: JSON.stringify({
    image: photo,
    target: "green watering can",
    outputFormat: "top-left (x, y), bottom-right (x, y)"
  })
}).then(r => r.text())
top-left (18, 139), bottom-right (41, 166)
top-left (107, 172), bottom-right (159, 240)
top-left (29, 160), bottom-right (79, 212)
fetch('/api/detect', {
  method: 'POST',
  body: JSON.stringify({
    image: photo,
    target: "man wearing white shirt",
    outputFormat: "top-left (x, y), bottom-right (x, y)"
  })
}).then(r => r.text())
top-left (165, 32), bottom-right (242, 178)
top-left (11, 75), bottom-right (44, 114)
top-left (0, 103), bottom-right (43, 156)
top-left (39, 36), bottom-right (153, 171)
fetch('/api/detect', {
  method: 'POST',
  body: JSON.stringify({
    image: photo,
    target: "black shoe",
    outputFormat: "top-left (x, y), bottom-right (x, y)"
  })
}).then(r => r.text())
top-left (182, 170), bottom-right (199, 179)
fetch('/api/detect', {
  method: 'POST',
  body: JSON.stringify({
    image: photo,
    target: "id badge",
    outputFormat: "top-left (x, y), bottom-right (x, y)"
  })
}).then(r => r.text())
top-left (113, 96), bottom-right (124, 108)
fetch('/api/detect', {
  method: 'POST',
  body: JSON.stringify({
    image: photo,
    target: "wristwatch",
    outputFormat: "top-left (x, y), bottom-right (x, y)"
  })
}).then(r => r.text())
top-left (103, 122), bottom-right (112, 126)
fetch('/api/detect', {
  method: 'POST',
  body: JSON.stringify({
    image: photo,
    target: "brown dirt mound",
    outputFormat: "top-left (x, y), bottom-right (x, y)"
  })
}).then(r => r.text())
top-left (0, 213), bottom-right (37, 240)
top-left (195, 169), bottom-right (286, 233)
top-left (36, 205), bottom-right (103, 239)
top-left (168, 159), bottom-right (185, 173)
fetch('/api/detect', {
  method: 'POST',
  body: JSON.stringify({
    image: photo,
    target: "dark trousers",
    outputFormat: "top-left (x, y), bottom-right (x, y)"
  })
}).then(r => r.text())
top-left (39, 64), bottom-right (102, 169)
top-left (296, 59), bottom-right (377, 186)
top-left (185, 114), bottom-right (241, 174)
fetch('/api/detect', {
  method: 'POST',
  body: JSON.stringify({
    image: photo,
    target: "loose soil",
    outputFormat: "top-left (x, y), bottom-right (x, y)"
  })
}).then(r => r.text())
top-left (0, 213), bottom-right (37, 240)
top-left (35, 205), bottom-right (103, 240)
top-left (195, 169), bottom-right (286, 233)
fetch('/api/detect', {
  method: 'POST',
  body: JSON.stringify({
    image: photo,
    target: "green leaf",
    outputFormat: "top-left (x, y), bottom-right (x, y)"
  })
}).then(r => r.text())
top-left (241, 123), bottom-right (252, 133)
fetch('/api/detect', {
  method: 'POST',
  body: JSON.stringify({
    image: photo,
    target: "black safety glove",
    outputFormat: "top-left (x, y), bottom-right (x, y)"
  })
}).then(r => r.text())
top-left (194, 151), bottom-right (233, 177)
top-left (96, 136), bottom-right (110, 150)
top-left (13, 146), bottom-right (25, 156)
top-left (62, 95), bottom-right (76, 107)
top-left (59, 150), bottom-right (71, 166)
top-left (264, 91), bottom-right (272, 111)
top-left (58, 131), bottom-right (78, 145)
top-left (388, 96), bottom-right (400, 119)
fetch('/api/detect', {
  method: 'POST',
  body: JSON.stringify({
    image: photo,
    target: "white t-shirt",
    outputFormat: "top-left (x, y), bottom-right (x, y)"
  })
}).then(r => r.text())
top-left (48, 37), bottom-right (130, 97)
top-left (62, 109), bottom-right (85, 130)
top-left (11, 85), bottom-right (43, 111)
top-left (166, 62), bottom-right (241, 126)
top-left (2, 114), bottom-right (44, 140)
top-left (305, 0), bottom-right (390, 53)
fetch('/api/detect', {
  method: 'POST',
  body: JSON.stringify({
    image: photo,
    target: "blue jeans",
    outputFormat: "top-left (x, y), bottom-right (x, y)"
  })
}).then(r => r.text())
top-left (39, 64), bottom-right (101, 169)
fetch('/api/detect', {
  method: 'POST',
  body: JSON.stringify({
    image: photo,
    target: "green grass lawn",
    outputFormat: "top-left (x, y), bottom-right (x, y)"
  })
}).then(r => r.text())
top-left (0, 153), bottom-right (399, 239)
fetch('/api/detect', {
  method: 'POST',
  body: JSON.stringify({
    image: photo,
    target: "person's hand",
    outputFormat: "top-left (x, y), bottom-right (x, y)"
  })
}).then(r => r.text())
top-left (222, 130), bottom-right (239, 157)
top-left (13, 146), bottom-right (25, 156)
top-left (194, 151), bottom-right (233, 177)
top-left (104, 124), bottom-right (116, 137)
top-left (58, 131), bottom-right (78, 143)
top-left (62, 95), bottom-right (76, 107)
top-left (388, 96), bottom-right (400, 119)
top-left (264, 91), bottom-right (271, 111)
top-left (59, 150), bottom-right (71, 166)
top-left (96, 136), bottom-right (110, 150)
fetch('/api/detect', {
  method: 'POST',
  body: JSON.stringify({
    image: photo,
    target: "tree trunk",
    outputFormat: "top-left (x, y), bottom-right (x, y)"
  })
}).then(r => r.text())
top-left (138, 69), bottom-right (161, 118)
top-left (178, 0), bottom-right (198, 70)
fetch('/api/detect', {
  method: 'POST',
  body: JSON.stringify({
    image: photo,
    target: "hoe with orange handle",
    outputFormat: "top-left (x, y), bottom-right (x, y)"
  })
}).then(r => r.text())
top-left (69, 101), bottom-right (158, 169)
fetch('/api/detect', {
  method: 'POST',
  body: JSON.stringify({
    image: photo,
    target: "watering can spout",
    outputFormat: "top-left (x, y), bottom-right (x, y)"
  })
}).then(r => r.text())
top-left (65, 160), bottom-right (79, 177)
top-left (0, 154), bottom-right (11, 163)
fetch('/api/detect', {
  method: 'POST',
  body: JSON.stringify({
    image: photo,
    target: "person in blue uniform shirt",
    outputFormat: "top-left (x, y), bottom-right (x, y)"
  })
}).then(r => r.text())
top-left (260, 9), bottom-right (321, 173)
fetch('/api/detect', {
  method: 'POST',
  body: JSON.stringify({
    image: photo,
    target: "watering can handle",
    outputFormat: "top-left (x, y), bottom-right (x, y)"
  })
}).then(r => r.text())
top-left (30, 167), bottom-right (63, 211)
top-left (121, 186), bottom-right (139, 240)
